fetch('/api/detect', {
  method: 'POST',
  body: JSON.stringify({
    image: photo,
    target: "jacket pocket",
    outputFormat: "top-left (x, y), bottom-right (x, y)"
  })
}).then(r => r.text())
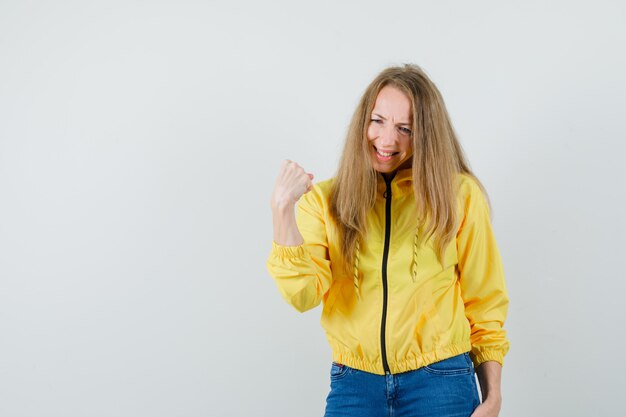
top-left (424, 352), bottom-right (472, 375)
top-left (413, 235), bottom-right (458, 283)
top-left (323, 279), bottom-right (348, 317)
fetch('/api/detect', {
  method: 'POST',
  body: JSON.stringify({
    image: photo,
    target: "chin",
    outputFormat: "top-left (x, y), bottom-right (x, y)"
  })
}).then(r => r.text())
top-left (371, 159), bottom-right (411, 174)
top-left (373, 164), bottom-right (400, 174)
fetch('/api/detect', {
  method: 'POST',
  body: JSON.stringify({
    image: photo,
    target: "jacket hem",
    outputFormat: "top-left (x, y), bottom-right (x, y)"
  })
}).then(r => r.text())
top-left (332, 340), bottom-right (472, 375)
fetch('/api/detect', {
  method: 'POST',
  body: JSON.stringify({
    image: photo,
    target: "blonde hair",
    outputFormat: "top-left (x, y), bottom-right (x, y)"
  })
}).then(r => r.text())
top-left (329, 64), bottom-right (491, 276)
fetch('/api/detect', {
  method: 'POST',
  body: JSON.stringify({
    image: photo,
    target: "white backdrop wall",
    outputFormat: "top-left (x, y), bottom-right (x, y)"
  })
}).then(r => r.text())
top-left (1, 1), bottom-right (625, 416)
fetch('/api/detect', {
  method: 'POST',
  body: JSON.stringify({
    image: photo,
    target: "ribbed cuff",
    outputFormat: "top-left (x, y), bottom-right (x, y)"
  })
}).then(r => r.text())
top-left (271, 241), bottom-right (308, 258)
top-left (471, 349), bottom-right (506, 368)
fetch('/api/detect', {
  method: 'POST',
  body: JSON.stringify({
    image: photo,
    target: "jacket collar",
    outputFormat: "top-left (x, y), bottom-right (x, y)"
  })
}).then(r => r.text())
top-left (376, 168), bottom-right (413, 198)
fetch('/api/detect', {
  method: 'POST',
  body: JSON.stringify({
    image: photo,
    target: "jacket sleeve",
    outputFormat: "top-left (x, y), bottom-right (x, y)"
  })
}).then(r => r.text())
top-left (266, 184), bottom-right (333, 313)
top-left (456, 178), bottom-right (510, 368)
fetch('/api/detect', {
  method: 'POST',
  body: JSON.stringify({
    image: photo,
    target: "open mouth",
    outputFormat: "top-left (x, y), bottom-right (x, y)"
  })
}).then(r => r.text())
top-left (374, 146), bottom-right (399, 157)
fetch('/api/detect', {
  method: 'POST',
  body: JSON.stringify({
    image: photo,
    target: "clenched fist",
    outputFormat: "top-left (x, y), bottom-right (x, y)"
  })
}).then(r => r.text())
top-left (271, 160), bottom-right (315, 210)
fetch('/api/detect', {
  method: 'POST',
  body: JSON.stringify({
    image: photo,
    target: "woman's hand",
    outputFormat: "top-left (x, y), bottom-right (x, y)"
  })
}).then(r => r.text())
top-left (470, 397), bottom-right (501, 417)
top-left (471, 361), bottom-right (503, 417)
top-left (270, 159), bottom-right (314, 210)
top-left (270, 160), bottom-right (314, 246)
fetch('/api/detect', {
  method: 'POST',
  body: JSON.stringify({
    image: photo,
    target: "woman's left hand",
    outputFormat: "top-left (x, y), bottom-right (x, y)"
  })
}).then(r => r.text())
top-left (470, 397), bottom-right (501, 417)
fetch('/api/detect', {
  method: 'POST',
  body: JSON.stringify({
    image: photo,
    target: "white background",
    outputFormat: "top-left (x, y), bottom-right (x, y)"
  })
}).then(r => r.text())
top-left (1, 1), bottom-right (625, 416)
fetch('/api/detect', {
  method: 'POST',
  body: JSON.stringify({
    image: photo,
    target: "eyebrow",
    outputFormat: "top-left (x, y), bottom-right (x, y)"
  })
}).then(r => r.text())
top-left (372, 113), bottom-right (411, 126)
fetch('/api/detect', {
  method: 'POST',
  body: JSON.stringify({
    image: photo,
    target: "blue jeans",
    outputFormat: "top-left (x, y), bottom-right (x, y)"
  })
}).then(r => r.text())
top-left (324, 352), bottom-right (481, 417)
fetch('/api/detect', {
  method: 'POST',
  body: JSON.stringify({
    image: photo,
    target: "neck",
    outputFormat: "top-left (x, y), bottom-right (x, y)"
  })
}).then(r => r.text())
top-left (381, 171), bottom-right (397, 182)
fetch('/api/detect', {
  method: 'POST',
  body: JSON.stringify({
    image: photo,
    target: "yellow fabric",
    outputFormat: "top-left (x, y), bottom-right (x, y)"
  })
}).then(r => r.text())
top-left (266, 168), bottom-right (510, 375)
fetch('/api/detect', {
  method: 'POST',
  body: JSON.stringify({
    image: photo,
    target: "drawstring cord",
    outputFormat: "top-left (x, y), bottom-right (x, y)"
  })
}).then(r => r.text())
top-left (411, 232), bottom-right (419, 282)
top-left (353, 239), bottom-right (361, 300)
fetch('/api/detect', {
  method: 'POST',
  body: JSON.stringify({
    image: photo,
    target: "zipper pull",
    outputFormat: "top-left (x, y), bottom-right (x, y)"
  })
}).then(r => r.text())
top-left (381, 172), bottom-right (394, 199)
top-left (383, 185), bottom-right (392, 199)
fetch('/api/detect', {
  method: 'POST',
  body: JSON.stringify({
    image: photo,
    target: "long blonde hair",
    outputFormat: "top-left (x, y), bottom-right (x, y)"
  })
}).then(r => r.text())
top-left (329, 64), bottom-right (491, 275)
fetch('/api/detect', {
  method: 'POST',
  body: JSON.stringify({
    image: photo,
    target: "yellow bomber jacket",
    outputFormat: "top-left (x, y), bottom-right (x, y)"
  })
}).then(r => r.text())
top-left (266, 168), bottom-right (510, 375)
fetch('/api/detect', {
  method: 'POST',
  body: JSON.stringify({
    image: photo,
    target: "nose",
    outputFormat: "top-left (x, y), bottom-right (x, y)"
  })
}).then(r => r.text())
top-left (378, 123), bottom-right (398, 146)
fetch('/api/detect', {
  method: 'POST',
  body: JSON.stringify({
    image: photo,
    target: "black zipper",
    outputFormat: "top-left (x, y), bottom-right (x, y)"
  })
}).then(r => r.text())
top-left (380, 173), bottom-right (394, 374)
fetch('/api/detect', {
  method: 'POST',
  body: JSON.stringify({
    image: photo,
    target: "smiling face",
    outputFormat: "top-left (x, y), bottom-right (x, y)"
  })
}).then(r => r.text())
top-left (367, 85), bottom-right (414, 174)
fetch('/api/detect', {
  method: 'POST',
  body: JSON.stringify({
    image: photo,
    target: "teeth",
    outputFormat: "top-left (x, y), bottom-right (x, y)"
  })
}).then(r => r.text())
top-left (377, 149), bottom-right (395, 157)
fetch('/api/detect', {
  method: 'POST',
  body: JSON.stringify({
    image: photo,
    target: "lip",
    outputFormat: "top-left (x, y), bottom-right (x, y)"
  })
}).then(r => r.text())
top-left (374, 146), bottom-right (398, 162)
top-left (374, 146), bottom-right (398, 154)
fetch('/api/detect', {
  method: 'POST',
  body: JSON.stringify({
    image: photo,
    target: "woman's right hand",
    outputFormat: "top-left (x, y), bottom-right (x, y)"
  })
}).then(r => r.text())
top-left (271, 160), bottom-right (314, 210)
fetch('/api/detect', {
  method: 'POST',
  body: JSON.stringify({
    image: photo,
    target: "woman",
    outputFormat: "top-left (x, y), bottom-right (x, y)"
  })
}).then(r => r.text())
top-left (267, 64), bottom-right (509, 417)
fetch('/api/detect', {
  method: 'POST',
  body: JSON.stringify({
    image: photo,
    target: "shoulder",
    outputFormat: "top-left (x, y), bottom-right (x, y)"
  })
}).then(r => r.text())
top-left (456, 172), bottom-right (481, 194)
top-left (297, 177), bottom-right (335, 213)
top-left (456, 172), bottom-right (486, 201)
top-left (314, 177), bottom-right (335, 195)
top-left (455, 172), bottom-right (491, 218)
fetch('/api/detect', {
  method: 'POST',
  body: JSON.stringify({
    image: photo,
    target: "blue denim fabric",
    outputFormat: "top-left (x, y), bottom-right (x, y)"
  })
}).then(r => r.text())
top-left (324, 352), bottom-right (481, 417)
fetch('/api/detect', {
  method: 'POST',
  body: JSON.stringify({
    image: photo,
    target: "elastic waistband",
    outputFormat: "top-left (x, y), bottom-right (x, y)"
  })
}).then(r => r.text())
top-left (331, 340), bottom-right (472, 375)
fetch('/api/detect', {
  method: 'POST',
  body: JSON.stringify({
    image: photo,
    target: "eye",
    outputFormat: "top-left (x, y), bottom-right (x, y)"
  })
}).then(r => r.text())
top-left (399, 127), bottom-right (412, 135)
top-left (370, 118), bottom-right (383, 124)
